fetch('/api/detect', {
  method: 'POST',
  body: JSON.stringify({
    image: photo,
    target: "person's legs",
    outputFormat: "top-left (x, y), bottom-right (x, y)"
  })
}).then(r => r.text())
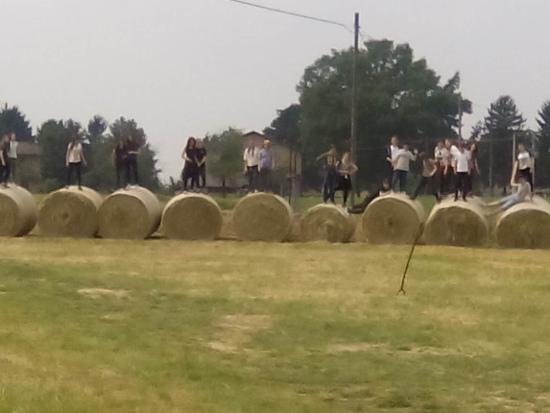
top-left (399, 171), bottom-right (407, 193)
top-left (67, 163), bottom-right (74, 186)
top-left (125, 160), bottom-right (131, 186)
top-left (75, 163), bottom-right (82, 188)
top-left (132, 159), bottom-right (139, 185)
top-left (199, 167), bottom-right (206, 188)
top-left (501, 197), bottom-right (520, 211)
top-left (9, 159), bottom-right (16, 183)
top-left (3, 160), bottom-right (10, 185)
top-left (429, 176), bottom-right (440, 201)
top-left (322, 172), bottom-right (329, 203)
top-left (412, 177), bottom-right (427, 199)
top-left (391, 170), bottom-right (398, 191)
top-left (454, 173), bottom-right (461, 200)
top-left (342, 188), bottom-right (349, 207)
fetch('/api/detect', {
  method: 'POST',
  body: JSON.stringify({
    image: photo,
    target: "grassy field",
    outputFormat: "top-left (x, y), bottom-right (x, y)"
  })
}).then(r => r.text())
top-left (1, 238), bottom-right (550, 412)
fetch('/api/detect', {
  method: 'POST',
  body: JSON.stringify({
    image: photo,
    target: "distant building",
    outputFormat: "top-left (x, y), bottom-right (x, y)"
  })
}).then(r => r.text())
top-left (206, 130), bottom-right (302, 194)
top-left (15, 142), bottom-right (43, 190)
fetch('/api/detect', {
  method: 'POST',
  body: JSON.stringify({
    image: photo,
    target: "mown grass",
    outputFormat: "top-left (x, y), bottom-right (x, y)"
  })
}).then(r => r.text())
top-left (1, 238), bottom-right (550, 412)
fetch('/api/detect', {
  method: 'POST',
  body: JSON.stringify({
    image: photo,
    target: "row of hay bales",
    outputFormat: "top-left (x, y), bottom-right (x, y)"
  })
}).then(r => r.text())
top-left (2, 185), bottom-right (550, 249)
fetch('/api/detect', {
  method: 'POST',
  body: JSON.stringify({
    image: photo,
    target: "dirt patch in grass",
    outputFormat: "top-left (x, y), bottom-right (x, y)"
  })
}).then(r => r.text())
top-left (207, 315), bottom-right (274, 354)
top-left (327, 343), bottom-right (484, 358)
top-left (77, 288), bottom-right (129, 299)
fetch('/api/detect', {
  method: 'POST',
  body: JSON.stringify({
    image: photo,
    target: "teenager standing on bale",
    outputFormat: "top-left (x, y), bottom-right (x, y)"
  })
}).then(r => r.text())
top-left (316, 145), bottom-right (338, 204)
top-left (392, 142), bottom-right (417, 194)
top-left (258, 139), bottom-right (274, 192)
top-left (181, 137), bottom-right (197, 192)
top-left (453, 144), bottom-right (471, 202)
top-left (411, 153), bottom-right (440, 202)
top-left (66, 136), bottom-right (87, 190)
top-left (0, 135), bottom-right (11, 188)
top-left (336, 152), bottom-right (358, 207)
top-left (195, 138), bottom-right (207, 191)
top-left (8, 133), bottom-right (17, 184)
top-left (243, 140), bottom-right (259, 193)
top-left (434, 140), bottom-right (450, 194)
top-left (124, 136), bottom-right (140, 187)
top-left (112, 137), bottom-right (126, 189)
top-left (513, 144), bottom-right (534, 191)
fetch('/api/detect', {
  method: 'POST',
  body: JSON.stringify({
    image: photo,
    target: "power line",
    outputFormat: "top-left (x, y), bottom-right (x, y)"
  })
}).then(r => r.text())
top-left (228, 0), bottom-right (353, 33)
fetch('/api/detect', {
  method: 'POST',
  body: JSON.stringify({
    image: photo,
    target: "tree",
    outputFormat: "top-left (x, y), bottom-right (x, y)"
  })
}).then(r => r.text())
top-left (483, 95), bottom-right (525, 189)
top-left (206, 128), bottom-right (243, 195)
top-left (37, 119), bottom-right (85, 189)
top-left (297, 39), bottom-right (468, 188)
top-left (0, 104), bottom-right (34, 142)
top-left (264, 104), bottom-right (302, 147)
top-left (537, 101), bottom-right (550, 188)
top-left (87, 115), bottom-right (108, 144)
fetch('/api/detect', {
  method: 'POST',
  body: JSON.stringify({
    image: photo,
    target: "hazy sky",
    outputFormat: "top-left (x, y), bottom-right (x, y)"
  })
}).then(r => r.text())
top-left (2, 0), bottom-right (549, 180)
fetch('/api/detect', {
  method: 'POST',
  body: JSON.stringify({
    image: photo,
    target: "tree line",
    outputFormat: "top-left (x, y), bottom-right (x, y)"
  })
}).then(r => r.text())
top-left (0, 106), bottom-right (160, 192)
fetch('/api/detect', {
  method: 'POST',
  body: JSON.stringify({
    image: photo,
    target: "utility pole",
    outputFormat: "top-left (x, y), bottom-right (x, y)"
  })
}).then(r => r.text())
top-left (458, 93), bottom-right (463, 139)
top-left (350, 12), bottom-right (360, 206)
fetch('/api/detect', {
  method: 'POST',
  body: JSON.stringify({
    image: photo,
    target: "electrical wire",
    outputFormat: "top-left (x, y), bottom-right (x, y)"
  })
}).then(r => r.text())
top-left (229, 0), bottom-right (353, 33)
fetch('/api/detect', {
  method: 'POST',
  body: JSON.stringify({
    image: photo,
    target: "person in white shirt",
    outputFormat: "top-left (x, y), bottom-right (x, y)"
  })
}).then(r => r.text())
top-left (513, 144), bottom-right (534, 190)
top-left (453, 144), bottom-right (471, 202)
top-left (488, 176), bottom-right (532, 214)
top-left (392, 143), bottom-right (418, 193)
top-left (434, 140), bottom-right (450, 194)
top-left (445, 138), bottom-right (460, 195)
top-left (8, 133), bottom-right (18, 184)
top-left (243, 140), bottom-right (259, 193)
top-left (386, 136), bottom-right (400, 179)
top-left (65, 136), bottom-right (87, 190)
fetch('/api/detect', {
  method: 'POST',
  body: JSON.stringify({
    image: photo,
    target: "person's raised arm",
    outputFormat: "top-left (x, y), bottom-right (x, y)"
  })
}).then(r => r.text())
top-left (0, 148), bottom-right (5, 167)
top-left (315, 152), bottom-right (328, 162)
top-left (511, 160), bottom-right (518, 183)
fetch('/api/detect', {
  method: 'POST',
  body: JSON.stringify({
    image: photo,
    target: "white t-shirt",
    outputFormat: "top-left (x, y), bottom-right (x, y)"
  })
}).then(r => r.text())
top-left (449, 145), bottom-right (460, 164)
top-left (243, 147), bottom-right (259, 167)
top-left (67, 143), bottom-right (83, 164)
top-left (8, 141), bottom-right (18, 159)
top-left (518, 152), bottom-right (531, 171)
top-left (455, 150), bottom-right (471, 173)
top-left (390, 145), bottom-right (399, 162)
top-left (394, 149), bottom-right (416, 172)
top-left (435, 146), bottom-right (450, 166)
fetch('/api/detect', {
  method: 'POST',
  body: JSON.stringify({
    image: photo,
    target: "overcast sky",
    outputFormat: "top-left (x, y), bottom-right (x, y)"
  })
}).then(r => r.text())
top-left (1, 0), bottom-right (549, 180)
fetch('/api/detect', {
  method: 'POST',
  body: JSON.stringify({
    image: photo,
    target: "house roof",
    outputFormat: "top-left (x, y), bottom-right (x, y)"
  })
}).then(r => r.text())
top-left (18, 142), bottom-right (43, 156)
top-left (243, 131), bottom-right (265, 138)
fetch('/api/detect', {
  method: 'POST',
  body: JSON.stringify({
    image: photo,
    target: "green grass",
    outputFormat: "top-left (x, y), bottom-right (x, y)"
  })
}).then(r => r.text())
top-left (1, 239), bottom-right (550, 412)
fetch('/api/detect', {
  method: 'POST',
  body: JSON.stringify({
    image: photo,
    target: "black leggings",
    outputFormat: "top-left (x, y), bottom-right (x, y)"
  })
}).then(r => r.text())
top-left (455, 172), bottom-right (468, 200)
top-left (0, 160), bottom-right (10, 184)
top-left (182, 167), bottom-right (197, 190)
top-left (115, 163), bottom-right (125, 189)
top-left (126, 158), bottom-right (139, 185)
top-left (67, 162), bottom-right (81, 186)
top-left (518, 168), bottom-right (534, 190)
top-left (323, 169), bottom-right (337, 203)
top-left (413, 176), bottom-right (439, 200)
top-left (198, 166), bottom-right (206, 188)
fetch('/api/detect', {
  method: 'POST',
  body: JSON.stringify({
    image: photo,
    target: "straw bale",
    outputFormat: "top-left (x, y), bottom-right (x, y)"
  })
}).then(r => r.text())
top-left (161, 193), bottom-right (222, 240)
top-left (38, 186), bottom-right (102, 238)
top-left (300, 204), bottom-right (356, 243)
top-left (424, 197), bottom-right (489, 247)
top-left (232, 193), bottom-right (293, 242)
top-left (0, 185), bottom-right (37, 236)
top-left (496, 196), bottom-right (550, 249)
top-left (362, 193), bottom-right (426, 244)
top-left (98, 186), bottom-right (161, 239)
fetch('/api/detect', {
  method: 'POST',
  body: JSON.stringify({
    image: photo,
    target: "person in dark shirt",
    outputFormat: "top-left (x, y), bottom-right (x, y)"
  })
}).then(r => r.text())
top-left (124, 136), bottom-right (141, 187)
top-left (316, 145), bottom-right (338, 204)
top-left (112, 137), bottom-right (126, 189)
top-left (348, 179), bottom-right (391, 214)
top-left (194, 139), bottom-right (207, 191)
top-left (181, 137), bottom-right (198, 191)
top-left (0, 134), bottom-right (11, 188)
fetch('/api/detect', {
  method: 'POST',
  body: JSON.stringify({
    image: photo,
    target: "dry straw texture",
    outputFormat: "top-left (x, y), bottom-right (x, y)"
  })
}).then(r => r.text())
top-left (233, 193), bottom-right (293, 242)
top-left (98, 186), bottom-right (161, 240)
top-left (362, 193), bottom-right (426, 244)
top-left (496, 196), bottom-right (550, 249)
top-left (161, 193), bottom-right (223, 240)
top-left (424, 197), bottom-right (489, 247)
top-left (0, 185), bottom-right (37, 237)
top-left (300, 204), bottom-right (356, 243)
top-left (38, 186), bottom-right (103, 238)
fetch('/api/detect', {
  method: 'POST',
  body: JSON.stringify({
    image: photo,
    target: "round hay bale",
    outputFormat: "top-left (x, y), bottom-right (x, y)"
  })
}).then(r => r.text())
top-left (98, 186), bottom-right (161, 240)
top-left (233, 193), bottom-right (293, 242)
top-left (300, 204), bottom-right (356, 243)
top-left (0, 185), bottom-right (37, 237)
top-left (362, 193), bottom-right (426, 244)
top-left (424, 197), bottom-right (489, 247)
top-left (496, 196), bottom-right (550, 249)
top-left (38, 186), bottom-right (103, 238)
top-left (161, 193), bottom-right (223, 240)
